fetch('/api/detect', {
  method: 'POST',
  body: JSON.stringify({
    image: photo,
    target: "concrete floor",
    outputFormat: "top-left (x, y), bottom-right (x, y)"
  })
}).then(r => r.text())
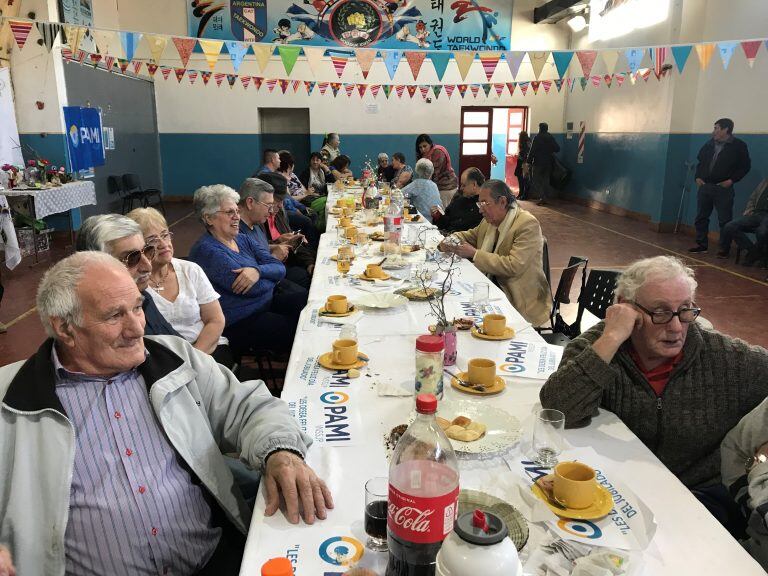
top-left (1, 198), bottom-right (766, 365)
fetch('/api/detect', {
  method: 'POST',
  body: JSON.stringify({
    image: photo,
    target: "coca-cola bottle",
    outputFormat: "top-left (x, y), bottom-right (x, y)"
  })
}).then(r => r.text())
top-left (387, 394), bottom-right (460, 576)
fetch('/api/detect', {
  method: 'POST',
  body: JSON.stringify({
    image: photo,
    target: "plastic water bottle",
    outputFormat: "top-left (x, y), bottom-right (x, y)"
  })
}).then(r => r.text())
top-left (384, 189), bottom-right (403, 244)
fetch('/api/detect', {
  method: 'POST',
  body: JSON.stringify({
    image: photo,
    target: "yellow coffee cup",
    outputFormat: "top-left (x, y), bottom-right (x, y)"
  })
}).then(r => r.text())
top-left (467, 358), bottom-right (496, 387)
top-left (365, 264), bottom-right (385, 278)
top-left (553, 462), bottom-right (598, 510)
top-left (338, 245), bottom-right (354, 260)
top-left (339, 217), bottom-right (352, 228)
top-left (326, 295), bottom-right (348, 314)
top-left (345, 226), bottom-right (358, 240)
top-left (336, 199), bottom-right (344, 207)
top-left (483, 314), bottom-right (507, 337)
top-left (332, 338), bottom-right (358, 365)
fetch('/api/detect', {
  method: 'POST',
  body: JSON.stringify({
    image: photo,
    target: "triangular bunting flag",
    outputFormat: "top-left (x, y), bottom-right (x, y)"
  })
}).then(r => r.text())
top-left (304, 47), bottom-right (326, 76)
top-left (552, 51), bottom-right (573, 79)
top-left (278, 45), bottom-right (301, 75)
top-left (160, 67), bottom-right (172, 80)
top-left (470, 84), bottom-right (480, 98)
top-left (133, 61), bottom-right (144, 75)
top-left (64, 25), bottom-right (86, 52)
top-left (603, 74), bottom-right (612, 88)
top-left (717, 41), bottom-right (737, 69)
top-left (576, 50), bottom-right (597, 77)
top-left (174, 68), bottom-right (186, 82)
top-left (383, 84), bottom-right (392, 99)
top-left (318, 81), bottom-right (329, 95)
top-left (531, 81), bottom-right (540, 94)
top-left (188, 70), bottom-right (199, 85)
top-left (240, 75), bottom-right (251, 89)
top-left (253, 77), bottom-right (263, 90)
top-left (117, 59), bottom-right (130, 73)
top-left (75, 49), bottom-right (87, 64)
top-left (419, 85), bottom-right (429, 99)
top-left (628, 71), bottom-right (637, 85)
top-left (406, 85), bottom-right (418, 98)
top-left (444, 84), bottom-right (456, 98)
top-left (201, 71), bottom-right (212, 85)
top-left (695, 44), bottom-right (715, 69)
top-left (330, 53), bottom-right (350, 78)
top-left (344, 83), bottom-right (355, 97)
top-left (481, 83), bottom-right (492, 97)
top-left (89, 53), bottom-right (102, 67)
top-left (357, 84), bottom-right (367, 98)
top-left (92, 30), bottom-right (119, 57)
top-left (554, 79), bottom-right (564, 92)
top-left (454, 51), bottom-right (475, 81)
top-left (279, 79), bottom-right (291, 94)
top-left (432, 84), bottom-right (442, 98)
top-left (395, 85), bottom-right (405, 98)
top-left (306, 81), bottom-right (316, 95)
top-left (119, 31), bottom-right (142, 62)
top-left (355, 49), bottom-right (376, 79)
top-left (506, 82), bottom-right (516, 96)
top-left (650, 47), bottom-right (668, 76)
top-left (225, 41), bottom-right (249, 72)
top-left (457, 84), bottom-right (468, 98)
top-left (214, 72), bottom-right (226, 87)
top-left (383, 50), bottom-right (402, 80)
top-left (518, 82), bottom-right (529, 96)
top-left (9, 20), bottom-right (34, 50)
top-left (199, 39), bottom-right (223, 71)
top-left (330, 82), bottom-right (341, 97)
top-left (591, 75), bottom-right (601, 87)
top-left (602, 50), bottom-right (619, 74)
top-left (479, 52), bottom-right (501, 81)
top-left (292, 80), bottom-right (301, 93)
top-left (405, 51), bottom-right (427, 81)
top-left (626, 48), bottom-right (644, 74)
top-left (146, 35), bottom-right (168, 64)
top-left (528, 51), bottom-right (549, 80)
top-left (567, 77), bottom-right (575, 92)
top-left (252, 44), bottom-right (273, 73)
top-left (104, 55), bottom-right (115, 70)
top-left (580, 77), bottom-right (588, 91)
top-left (504, 51), bottom-right (525, 79)
top-left (172, 37), bottom-right (197, 68)
top-left (671, 45), bottom-right (692, 74)
top-left (227, 74), bottom-right (237, 88)
top-left (542, 80), bottom-right (552, 94)
top-left (493, 83), bottom-right (505, 96)
top-left (146, 63), bottom-right (158, 77)
top-left (741, 40), bottom-right (761, 67)
top-left (615, 73), bottom-right (626, 87)
top-left (266, 78), bottom-right (278, 92)
top-left (640, 68), bottom-right (652, 82)
top-left (370, 84), bottom-right (380, 98)
top-left (36, 23), bottom-right (62, 52)
top-left (429, 52), bottom-right (451, 81)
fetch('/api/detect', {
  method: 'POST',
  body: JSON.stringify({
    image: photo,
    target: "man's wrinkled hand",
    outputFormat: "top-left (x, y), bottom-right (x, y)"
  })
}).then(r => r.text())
top-left (264, 451), bottom-right (334, 525)
top-left (602, 303), bottom-right (642, 345)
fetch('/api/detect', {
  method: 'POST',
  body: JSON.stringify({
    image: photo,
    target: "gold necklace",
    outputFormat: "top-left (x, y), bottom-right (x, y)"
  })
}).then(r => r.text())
top-left (150, 264), bottom-right (171, 292)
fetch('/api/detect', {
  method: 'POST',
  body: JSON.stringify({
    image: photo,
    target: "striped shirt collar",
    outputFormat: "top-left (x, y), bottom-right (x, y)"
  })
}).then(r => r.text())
top-left (50, 344), bottom-right (147, 384)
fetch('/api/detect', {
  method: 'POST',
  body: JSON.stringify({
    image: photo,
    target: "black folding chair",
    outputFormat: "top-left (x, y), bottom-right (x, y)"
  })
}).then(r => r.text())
top-left (542, 236), bottom-right (551, 289)
top-left (538, 256), bottom-right (589, 345)
top-left (121, 173), bottom-right (165, 214)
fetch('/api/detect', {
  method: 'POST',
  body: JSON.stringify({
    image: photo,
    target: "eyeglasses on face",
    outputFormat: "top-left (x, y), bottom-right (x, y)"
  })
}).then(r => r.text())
top-left (121, 244), bottom-right (156, 268)
top-left (475, 200), bottom-right (492, 209)
top-left (147, 230), bottom-right (174, 245)
top-left (633, 301), bottom-right (701, 325)
top-left (216, 208), bottom-right (241, 218)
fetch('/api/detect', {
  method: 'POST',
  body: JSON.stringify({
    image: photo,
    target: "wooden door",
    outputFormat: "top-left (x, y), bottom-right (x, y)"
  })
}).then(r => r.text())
top-left (459, 107), bottom-right (492, 177)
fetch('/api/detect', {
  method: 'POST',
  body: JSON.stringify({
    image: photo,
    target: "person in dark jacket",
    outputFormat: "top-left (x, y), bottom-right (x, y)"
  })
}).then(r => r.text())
top-left (432, 167), bottom-right (484, 234)
top-left (719, 178), bottom-right (768, 265)
top-left (528, 122), bottom-right (560, 205)
top-left (690, 118), bottom-right (751, 254)
top-left (76, 214), bottom-right (181, 337)
top-left (514, 131), bottom-right (532, 200)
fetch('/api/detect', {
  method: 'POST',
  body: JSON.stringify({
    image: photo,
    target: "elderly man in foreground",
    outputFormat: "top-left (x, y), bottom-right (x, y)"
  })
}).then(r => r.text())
top-left (540, 256), bottom-right (768, 530)
top-left (0, 252), bottom-right (332, 576)
top-left (439, 179), bottom-right (550, 327)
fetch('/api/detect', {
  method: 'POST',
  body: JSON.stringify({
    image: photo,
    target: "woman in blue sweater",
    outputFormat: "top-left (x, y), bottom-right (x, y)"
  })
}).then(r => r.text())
top-left (189, 184), bottom-right (306, 355)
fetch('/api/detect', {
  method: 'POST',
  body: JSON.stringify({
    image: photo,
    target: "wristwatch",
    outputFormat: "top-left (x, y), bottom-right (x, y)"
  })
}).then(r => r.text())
top-left (745, 453), bottom-right (768, 473)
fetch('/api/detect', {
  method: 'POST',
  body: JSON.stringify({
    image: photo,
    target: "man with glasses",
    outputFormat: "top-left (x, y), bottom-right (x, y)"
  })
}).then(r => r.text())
top-left (432, 167), bottom-right (485, 233)
top-left (76, 214), bottom-right (180, 337)
top-left (541, 255), bottom-right (768, 533)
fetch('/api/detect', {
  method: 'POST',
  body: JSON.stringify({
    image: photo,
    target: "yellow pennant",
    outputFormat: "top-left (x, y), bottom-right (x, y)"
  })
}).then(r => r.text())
top-left (252, 44), bottom-right (273, 73)
top-left (695, 43), bottom-right (715, 69)
top-left (146, 34), bottom-right (168, 64)
top-left (198, 39), bottom-right (223, 71)
top-left (63, 24), bottom-right (86, 52)
top-left (528, 51), bottom-right (550, 80)
top-left (453, 51), bottom-right (475, 81)
top-left (304, 46), bottom-right (326, 77)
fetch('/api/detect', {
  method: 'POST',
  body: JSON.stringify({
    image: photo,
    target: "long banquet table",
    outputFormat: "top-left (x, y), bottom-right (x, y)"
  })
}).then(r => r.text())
top-left (240, 187), bottom-right (764, 575)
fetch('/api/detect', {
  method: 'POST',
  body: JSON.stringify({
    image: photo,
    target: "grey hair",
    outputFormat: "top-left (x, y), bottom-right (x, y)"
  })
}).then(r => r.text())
top-left (76, 214), bottom-right (143, 254)
top-left (414, 158), bottom-right (435, 180)
top-left (483, 179), bottom-right (516, 210)
top-left (614, 256), bottom-right (698, 302)
top-left (193, 184), bottom-right (240, 225)
top-left (238, 178), bottom-right (274, 204)
top-left (36, 251), bottom-right (126, 338)
top-left (377, 152), bottom-right (389, 161)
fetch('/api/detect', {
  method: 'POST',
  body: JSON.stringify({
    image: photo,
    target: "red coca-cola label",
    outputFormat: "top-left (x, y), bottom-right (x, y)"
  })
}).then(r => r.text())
top-left (387, 483), bottom-right (459, 544)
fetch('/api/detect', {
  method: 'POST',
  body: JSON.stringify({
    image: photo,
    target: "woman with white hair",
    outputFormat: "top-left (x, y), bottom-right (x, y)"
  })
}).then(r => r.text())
top-left (188, 184), bottom-right (306, 355)
top-left (376, 152), bottom-right (394, 182)
top-left (400, 158), bottom-right (443, 223)
top-left (540, 255), bottom-right (768, 532)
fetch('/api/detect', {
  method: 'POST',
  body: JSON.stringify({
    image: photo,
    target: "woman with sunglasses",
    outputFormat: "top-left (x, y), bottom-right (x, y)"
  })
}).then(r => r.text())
top-left (127, 207), bottom-right (233, 367)
top-left (189, 185), bottom-right (306, 356)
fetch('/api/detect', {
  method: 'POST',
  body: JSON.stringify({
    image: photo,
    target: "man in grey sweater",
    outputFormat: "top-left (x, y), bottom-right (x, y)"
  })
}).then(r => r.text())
top-left (540, 256), bottom-right (768, 531)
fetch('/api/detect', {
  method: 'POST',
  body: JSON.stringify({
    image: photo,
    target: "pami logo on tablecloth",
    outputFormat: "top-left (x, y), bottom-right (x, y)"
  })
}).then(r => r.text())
top-left (318, 535), bottom-right (364, 574)
top-left (319, 391), bottom-right (352, 442)
top-left (498, 340), bottom-right (529, 374)
top-left (557, 518), bottom-right (603, 539)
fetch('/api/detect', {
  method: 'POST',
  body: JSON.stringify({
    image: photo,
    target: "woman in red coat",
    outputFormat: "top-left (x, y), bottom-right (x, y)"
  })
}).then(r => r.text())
top-left (415, 133), bottom-right (458, 207)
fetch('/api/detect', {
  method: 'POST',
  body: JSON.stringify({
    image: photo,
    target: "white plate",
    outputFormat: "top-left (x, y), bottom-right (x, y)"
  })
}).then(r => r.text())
top-left (436, 399), bottom-right (521, 455)
top-left (355, 292), bottom-right (409, 309)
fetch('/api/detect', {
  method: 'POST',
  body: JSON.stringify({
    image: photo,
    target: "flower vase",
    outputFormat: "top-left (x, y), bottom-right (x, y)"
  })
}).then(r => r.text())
top-left (436, 324), bottom-right (457, 366)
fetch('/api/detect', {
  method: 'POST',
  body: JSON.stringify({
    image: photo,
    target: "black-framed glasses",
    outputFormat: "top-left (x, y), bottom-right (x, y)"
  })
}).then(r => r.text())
top-left (633, 301), bottom-right (701, 325)
top-left (121, 244), bottom-right (156, 268)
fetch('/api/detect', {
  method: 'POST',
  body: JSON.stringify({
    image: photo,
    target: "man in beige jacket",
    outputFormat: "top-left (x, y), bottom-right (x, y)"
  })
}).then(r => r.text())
top-left (439, 179), bottom-right (550, 326)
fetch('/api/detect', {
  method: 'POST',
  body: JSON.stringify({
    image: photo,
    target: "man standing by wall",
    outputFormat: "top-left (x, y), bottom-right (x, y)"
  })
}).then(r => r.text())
top-left (528, 122), bottom-right (560, 206)
top-left (689, 118), bottom-right (751, 254)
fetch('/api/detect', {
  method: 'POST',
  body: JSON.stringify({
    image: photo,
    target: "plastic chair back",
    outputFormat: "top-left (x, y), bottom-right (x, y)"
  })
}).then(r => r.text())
top-left (122, 173), bottom-right (141, 193)
top-left (574, 269), bottom-right (620, 334)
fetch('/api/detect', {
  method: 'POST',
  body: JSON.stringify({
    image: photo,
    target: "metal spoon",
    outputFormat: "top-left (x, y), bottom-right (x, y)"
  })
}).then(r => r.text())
top-left (444, 370), bottom-right (486, 392)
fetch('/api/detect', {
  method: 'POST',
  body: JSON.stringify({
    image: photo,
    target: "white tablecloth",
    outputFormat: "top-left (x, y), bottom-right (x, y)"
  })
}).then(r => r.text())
top-left (240, 187), bottom-right (764, 575)
top-left (2, 180), bottom-right (96, 219)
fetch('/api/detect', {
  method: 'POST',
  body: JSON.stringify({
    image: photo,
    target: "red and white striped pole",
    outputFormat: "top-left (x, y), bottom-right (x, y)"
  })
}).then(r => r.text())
top-left (577, 121), bottom-right (586, 164)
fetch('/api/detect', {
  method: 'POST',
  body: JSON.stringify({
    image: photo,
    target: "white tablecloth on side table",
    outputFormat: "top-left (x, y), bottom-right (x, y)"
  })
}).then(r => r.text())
top-left (2, 180), bottom-right (96, 219)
